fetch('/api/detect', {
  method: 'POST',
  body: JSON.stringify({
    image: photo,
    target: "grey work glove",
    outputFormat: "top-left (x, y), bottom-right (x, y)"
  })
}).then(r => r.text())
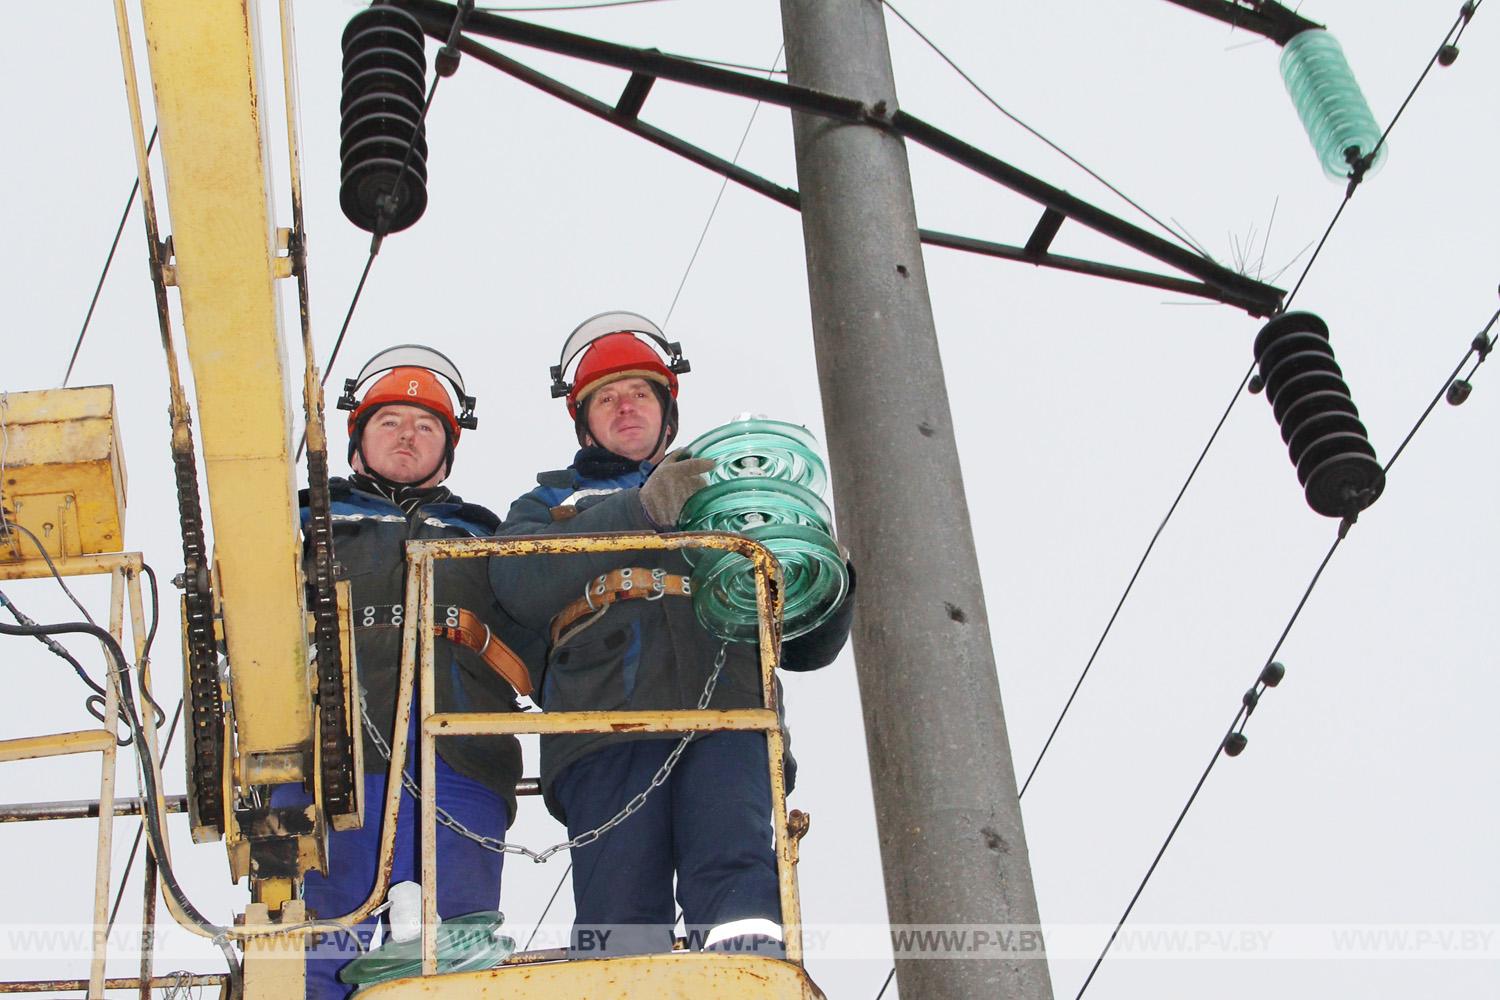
top-left (640, 450), bottom-right (714, 528)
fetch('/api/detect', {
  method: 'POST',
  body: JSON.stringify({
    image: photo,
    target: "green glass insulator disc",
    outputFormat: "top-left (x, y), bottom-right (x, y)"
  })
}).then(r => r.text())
top-left (339, 911), bottom-right (515, 986)
top-left (683, 418), bottom-right (828, 494)
top-left (691, 523), bottom-right (849, 643)
top-left (678, 478), bottom-right (832, 543)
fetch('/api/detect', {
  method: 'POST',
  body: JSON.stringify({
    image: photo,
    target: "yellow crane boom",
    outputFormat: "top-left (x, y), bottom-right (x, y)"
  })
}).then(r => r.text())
top-left (137, 0), bottom-right (313, 778)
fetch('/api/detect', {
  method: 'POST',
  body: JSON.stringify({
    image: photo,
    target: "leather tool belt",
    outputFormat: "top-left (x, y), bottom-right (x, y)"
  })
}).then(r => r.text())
top-left (356, 603), bottom-right (533, 697)
top-left (549, 567), bottom-right (692, 646)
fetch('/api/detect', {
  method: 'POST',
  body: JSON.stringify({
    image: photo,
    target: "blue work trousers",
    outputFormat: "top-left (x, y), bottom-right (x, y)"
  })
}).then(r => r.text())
top-left (272, 749), bottom-right (508, 998)
top-left (553, 731), bottom-right (781, 957)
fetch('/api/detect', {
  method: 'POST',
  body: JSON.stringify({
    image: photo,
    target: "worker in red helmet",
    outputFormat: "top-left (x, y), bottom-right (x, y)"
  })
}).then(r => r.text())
top-left (563, 328), bottom-right (682, 462)
top-left (492, 313), bottom-right (854, 959)
top-left (275, 345), bottom-right (537, 1000)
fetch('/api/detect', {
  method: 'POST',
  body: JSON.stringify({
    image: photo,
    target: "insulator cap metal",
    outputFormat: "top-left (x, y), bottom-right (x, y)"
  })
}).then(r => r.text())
top-left (339, 6), bottom-right (430, 234)
top-left (1253, 312), bottom-right (1384, 518)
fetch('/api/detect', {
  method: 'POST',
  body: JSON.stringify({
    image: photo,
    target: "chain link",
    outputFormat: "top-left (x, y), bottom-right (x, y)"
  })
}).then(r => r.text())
top-left (159, 970), bottom-right (203, 999)
top-left (360, 642), bottom-right (730, 863)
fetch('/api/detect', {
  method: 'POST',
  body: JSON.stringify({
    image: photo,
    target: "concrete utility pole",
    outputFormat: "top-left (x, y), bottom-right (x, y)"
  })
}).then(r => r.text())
top-left (779, 3), bottom-right (1054, 999)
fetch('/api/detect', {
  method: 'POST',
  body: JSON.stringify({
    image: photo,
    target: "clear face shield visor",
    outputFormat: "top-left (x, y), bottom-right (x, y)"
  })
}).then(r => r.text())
top-left (549, 311), bottom-right (689, 399)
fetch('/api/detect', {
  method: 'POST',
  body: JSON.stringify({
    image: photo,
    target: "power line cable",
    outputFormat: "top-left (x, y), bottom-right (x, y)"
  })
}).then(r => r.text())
top-left (521, 862), bottom-right (572, 952)
top-left (663, 53), bottom-right (785, 76)
top-left (1382, 304), bottom-right (1496, 477)
top-left (662, 44), bottom-right (785, 329)
top-left (880, 0), bottom-right (1208, 261)
top-left (1023, 0), bottom-right (1484, 797)
top-left (1281, 177), bottom-right (1356, 309)
top-left (1369, 1), bottom-right (1481, 166)
top-left (314, 64), bottom-right (439, 392)
top-left (1074, 299), bottom-right (1498, 999)
top-left (1284, 0), bottom-right (1480, 308)
top-left (63, 127), bottom-right (159, 388)
top-left (1074, 539), bottom-right (1335, 1000)
top-left (1019, 361), bottom-right (1255, 798)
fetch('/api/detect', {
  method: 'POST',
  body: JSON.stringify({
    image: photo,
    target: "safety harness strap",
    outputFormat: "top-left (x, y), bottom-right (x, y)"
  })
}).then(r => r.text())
top-left (356, 603), bottom-right (533, 696)
top-left (549, 567), bottom-right (692, 646)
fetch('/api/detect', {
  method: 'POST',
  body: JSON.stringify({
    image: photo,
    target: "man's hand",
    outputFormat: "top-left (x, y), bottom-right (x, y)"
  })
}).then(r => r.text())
top-left (640, 450), bottom-right (714, 528)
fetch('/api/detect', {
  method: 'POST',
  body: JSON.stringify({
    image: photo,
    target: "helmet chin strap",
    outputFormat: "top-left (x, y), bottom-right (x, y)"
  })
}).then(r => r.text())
top-left (647, 384), bottom-right (675, 462)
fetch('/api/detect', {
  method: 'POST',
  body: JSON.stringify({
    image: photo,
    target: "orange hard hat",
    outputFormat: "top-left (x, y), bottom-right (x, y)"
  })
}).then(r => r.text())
top-left (336, 345), bottom-right (477, 475)
top-left (347, 366), bottom-right (462, 441)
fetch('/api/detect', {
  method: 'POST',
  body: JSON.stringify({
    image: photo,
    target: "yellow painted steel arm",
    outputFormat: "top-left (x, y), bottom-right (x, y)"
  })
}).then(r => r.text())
top-left (137, 0), bottom-right (312, 771)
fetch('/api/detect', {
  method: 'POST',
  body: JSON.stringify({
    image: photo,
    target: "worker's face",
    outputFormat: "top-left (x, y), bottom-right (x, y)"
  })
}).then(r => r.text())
top-left (355, 404), bottom-right (448, 487)
top-left (584, 377), bottom-right (666, 463)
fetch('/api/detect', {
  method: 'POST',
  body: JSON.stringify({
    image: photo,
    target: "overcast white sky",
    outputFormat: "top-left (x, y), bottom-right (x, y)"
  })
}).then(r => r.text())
top-left (3, 1), bottom-right (1497, 998)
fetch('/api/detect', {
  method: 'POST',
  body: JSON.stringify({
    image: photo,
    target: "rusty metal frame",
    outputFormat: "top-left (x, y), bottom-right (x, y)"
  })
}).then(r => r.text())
top-left (0, 974), bottom-right (228, 996)
top-left (403, 530), bottom-right (806, 975)
top-left (0, 552), bottom-right (143, 999)
top-left (0, 795), bottom-right (189, 823)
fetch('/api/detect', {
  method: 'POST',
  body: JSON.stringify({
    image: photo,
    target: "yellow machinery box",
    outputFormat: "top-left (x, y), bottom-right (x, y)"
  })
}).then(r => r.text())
top-left (1, 386), bottom-right (127, 565)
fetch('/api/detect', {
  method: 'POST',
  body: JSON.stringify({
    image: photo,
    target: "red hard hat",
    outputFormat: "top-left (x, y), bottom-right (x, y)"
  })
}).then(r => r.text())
top-left (554, 313), bottom-right (685, 418)
top-left (567, 332), bottom-right (679, 419)
top-left (347, 366), bottom-right (462, 442)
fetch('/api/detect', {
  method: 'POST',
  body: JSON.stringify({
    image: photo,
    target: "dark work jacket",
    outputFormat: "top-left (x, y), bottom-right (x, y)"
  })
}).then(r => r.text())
top-left (305, 477), bottom-right (540, 821)
top-left (490, 458), bottom-right (854, 821)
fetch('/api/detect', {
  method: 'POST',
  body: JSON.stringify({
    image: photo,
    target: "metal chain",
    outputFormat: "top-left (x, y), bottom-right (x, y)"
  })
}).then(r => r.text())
top-left (160, 970), bottom-right (202, 999)
top-left (360, 641), bottom-right (729, 862)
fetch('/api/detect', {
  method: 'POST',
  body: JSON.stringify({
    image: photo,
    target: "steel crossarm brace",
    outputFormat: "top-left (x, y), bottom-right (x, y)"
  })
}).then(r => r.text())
top-left (1159, 0), bottom-right (1322, 44)
top-left (439, 17), bottom-right (1221, 310)
top-left (918, 229), bottom-right (1281, 315)
top-left (395, 0), bottom-right (867, 121)
top-left (441, 32), bottom-right (803, 211)
top-left (890, 112), bottom-right (1285, 314)
top-left (398, 0), bottom-right (1285, 316)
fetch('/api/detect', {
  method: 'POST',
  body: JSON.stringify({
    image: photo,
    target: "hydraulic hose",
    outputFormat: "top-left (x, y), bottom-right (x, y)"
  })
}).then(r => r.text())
top-left (0, 617), bottom-right (243, 993)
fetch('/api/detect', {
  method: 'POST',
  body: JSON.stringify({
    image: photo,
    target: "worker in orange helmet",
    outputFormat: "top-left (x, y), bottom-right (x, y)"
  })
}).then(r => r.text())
top-left (273, 345), bottom-right (537, 1000)
top-left (492, 313), bottom-right (854, 959)
top-left (344, 362), bottom-right (471, 488)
